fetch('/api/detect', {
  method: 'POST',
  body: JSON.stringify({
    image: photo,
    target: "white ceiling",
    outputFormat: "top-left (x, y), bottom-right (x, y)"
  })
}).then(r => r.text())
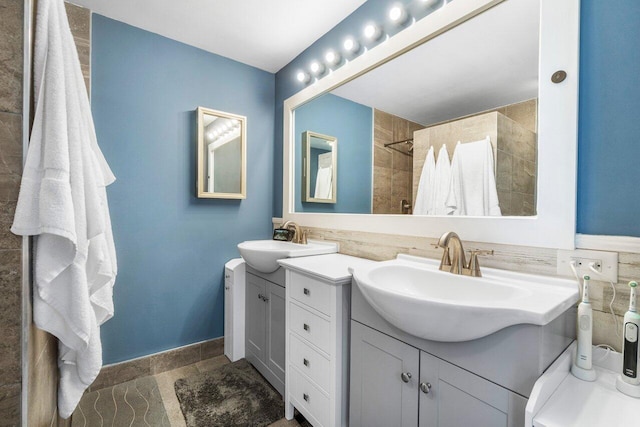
top-left (331, 0), bottom-right (540, 126)
top-left (72, 0), bottom-right (367, 73)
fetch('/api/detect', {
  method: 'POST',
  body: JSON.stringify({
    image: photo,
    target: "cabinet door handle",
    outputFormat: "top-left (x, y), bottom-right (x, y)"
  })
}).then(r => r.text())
top-left (262, 295), bottom-right (269, 302)
top-left (303, 323), bottom-right (310, 332)
top-left (303, 288), bottom-right (310, 296)
top-left (400, 372), bottom-right (412, 383)
top-left (303, 393), bottom-right (310, 402)
top-left (303, 358), bottom-right (310, 367)
top-left (258, 293), bottom-right (263, 300)
top-left (225, 286), bottom-right (229, 290)
top-left (420, 382), bottom-right (432, 394)
top-left (225, 274), bottom-right (230, 279)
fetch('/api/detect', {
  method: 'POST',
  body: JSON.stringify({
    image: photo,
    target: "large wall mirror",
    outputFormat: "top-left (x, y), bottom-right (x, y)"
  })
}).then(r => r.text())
top-left (197, 107), bottom-right (247, 199)
top-left (284, 0), bottom-right (580, 248)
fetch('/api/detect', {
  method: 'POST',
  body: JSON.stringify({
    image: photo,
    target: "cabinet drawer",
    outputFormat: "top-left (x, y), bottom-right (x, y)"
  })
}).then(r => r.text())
top-left (289, 271), bottom-right (333, 316)
top-left (290, 333), bottom-right (331, 393)
top-left (290, 366), bottom-right (330, 427)
top-left (290, 302), bottom-right (332, 355)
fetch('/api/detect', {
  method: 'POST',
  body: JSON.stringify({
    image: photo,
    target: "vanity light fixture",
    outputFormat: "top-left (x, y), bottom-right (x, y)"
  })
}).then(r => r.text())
top-left (389, 4), bottom-right (409, 24)
top-left (364, 23), bottom-right (383, 41)
top-left (325, 50), bottom-right (341, 66)
top-left (296, 71), bottom-right (310, 84)
top-left (309, 60), bottom-right (325, 76)
top-left (421, 0), bottom-right (440, 7)
top-left (343, 36), bottom-right (360, 54)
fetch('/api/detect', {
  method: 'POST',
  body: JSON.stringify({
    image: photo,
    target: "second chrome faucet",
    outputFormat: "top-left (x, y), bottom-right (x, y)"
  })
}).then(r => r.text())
top-left (436, 231), bottom-right (493, 277)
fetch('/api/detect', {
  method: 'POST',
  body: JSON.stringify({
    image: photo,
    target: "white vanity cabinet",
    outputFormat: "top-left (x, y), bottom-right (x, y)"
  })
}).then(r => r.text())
top-left (278, 254), bottom-right (374, 427)
top-left (350, 321), bottom-right (525, 427)
top-left (245, 268), bottom-right (286, 395)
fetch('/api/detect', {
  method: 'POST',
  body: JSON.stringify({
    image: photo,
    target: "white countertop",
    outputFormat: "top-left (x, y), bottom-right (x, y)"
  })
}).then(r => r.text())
top-left (528, 343), bottom-right (640, 427)
top-left (277, 253), bottom-right (374, 285)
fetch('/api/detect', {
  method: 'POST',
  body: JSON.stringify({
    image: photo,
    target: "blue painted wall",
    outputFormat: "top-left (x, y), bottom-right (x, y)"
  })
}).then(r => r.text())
top-left (92, 15), bottom-right (275, 363)
top-left (275, 0), bottom-right (640, 237)
top-left (577, 0), bottom-right (640, 236)
top-left (295, 94), bottom-right (372, 213)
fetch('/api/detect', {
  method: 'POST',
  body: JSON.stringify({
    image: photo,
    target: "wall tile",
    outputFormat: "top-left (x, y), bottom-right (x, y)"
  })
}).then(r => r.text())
top-left (0, 0), bottom-right (23, 114)
top-left (0, 250), bottom-right (21, 384)
top-left (90, 357), bottom-right (151, 392)
top-left (0, 382), bottom-right (20, 426)
top-left (150, 343), bottom-right (201, 374)
top-left (201, 337), bottom-right (224, 359)
top-left (27, 330), bottom-right (58, 427)
top-left (64, 2), bottom-right (91, 94)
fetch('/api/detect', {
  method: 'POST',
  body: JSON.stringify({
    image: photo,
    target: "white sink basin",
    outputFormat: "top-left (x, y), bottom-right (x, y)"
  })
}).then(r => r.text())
top-left (237, 239), bottom-right (338, 273)
top-left (351, 254), bottom-right (578, 342)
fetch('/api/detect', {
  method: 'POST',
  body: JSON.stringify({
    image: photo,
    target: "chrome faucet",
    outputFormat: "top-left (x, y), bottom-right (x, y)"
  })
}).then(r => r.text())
top-left (436, 231), bottom-right (493, 277)
top-left (280, 220), bottom-right (307, 244)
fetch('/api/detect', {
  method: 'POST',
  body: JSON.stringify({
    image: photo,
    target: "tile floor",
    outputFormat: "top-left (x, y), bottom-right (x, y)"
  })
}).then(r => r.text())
top-left (76, 354), bottom-right (301, 427)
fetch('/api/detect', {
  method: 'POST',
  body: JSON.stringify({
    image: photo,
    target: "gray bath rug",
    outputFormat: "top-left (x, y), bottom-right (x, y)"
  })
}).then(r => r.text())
top-left (72, 375), bottom-right (170, 426)
top-left (174, 358), bottom-right (284, 427)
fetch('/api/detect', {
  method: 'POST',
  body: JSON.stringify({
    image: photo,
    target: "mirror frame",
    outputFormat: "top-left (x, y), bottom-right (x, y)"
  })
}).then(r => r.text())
top-left (302, 131), bottom-right (338, 204)
top-left (197, 106), bottom-right (247, 199)
top-left (283, 0), bottom-right (580, 249)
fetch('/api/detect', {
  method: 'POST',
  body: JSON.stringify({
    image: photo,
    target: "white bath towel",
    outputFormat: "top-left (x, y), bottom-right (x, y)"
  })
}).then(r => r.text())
top-left (431, 145), bottom-right (452, 215)
top-left (11, 0), bottom-right (117, 419)
top-left (314, 166), bottom-right (333, 199)
top-left (413, 146), bottom-right (435, 215)
top-left (445, 137), bottom-right (501, 216)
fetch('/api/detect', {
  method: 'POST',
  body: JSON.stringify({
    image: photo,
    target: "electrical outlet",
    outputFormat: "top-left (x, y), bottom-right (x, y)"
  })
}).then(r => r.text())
top-left (557, 249), bottom-right (618, 283)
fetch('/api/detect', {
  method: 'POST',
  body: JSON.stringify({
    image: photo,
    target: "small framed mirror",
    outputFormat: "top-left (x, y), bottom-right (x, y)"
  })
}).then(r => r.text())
top-left (196, 107), bottom-right (246, 199)
top-left (302, 131), bottom-right (337, 204)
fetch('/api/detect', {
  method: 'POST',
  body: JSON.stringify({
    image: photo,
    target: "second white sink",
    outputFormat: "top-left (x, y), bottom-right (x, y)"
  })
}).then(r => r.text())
top-left (351, 254), bottom-right (578, 342)
top-left (237, 239), bottom-right (338, 273)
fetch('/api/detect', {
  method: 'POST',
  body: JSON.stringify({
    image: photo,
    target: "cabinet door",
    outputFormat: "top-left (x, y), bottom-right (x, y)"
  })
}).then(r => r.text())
top-left (350, 321), bottom-right (419, 427)
top-left (267, 282), bottom-right (286, 383)
top-left (419, 352), bottom-right (509, 427)
top-left (245, 273), bottom-right (266, 361)
top-left (224, 279), bottom-right (232, 358)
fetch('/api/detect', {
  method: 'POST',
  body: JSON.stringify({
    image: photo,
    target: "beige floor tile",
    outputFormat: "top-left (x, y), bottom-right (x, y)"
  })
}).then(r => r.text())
top-left (155, 364), bottom-right (199, 427)
top-left (195, 355), bottom-right (230, 373)
top-left (268, 418), bottom-right (300, 427)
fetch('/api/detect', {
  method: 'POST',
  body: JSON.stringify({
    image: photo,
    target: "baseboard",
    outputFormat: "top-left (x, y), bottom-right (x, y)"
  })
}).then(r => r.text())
top-left (575, 234), bottom-right (640, 253)
top-left (89, 337), bottom-right (224, 392)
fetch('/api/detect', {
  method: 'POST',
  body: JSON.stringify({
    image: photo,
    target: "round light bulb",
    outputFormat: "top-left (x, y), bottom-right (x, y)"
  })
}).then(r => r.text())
top-left (364, 23), bottom-right (382, 41)
top-left (309, 60), bottom-right (325, 75)
top-left (343, 37), bottom-right (360, 53)
top-left (206, 132), bottom-right (213, 139)
top-left (325, 50), bottom-right (341, 65)
top-left (389, 5), bottom-right (407, 23)
top-left (296, 71), bottom-right (309, 83)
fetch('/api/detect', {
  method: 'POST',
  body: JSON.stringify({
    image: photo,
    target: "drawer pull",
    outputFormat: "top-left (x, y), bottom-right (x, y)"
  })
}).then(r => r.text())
top-left (303, 323), bottom-right (310, 332)
top-left (400, 372), bottom-right (412, 383)
top-left (225, 274), bottom-right (230, 279)
top-left (303, 288), bottom-right (310, 296)
top-left (258, 293), bottom-right (263, 301)
top-left (420, 382), bottom-right (432, 394)
top-left (303, 393), bottom-right (310, 402)
top-left (303, 358), bottom-right (310, 367)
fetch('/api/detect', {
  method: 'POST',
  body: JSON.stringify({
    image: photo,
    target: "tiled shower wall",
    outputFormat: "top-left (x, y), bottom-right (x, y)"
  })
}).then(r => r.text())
top-left (373, 109), bottom-right (424, 214)
top-left (0, 1), bottom-right (91, 425)
top-left (0, 0), bottom-right (25, 424)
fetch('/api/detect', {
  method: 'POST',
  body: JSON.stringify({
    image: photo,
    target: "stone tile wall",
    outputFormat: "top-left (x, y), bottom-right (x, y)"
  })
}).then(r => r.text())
top-left (0, 2), bottom-right (92, 425)
top-left (412, 99), bottom-right (537, 216)
top-left (0, 0), bottom-right (24, 424)
top-left (373, 109), bottom-right (424, 214)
